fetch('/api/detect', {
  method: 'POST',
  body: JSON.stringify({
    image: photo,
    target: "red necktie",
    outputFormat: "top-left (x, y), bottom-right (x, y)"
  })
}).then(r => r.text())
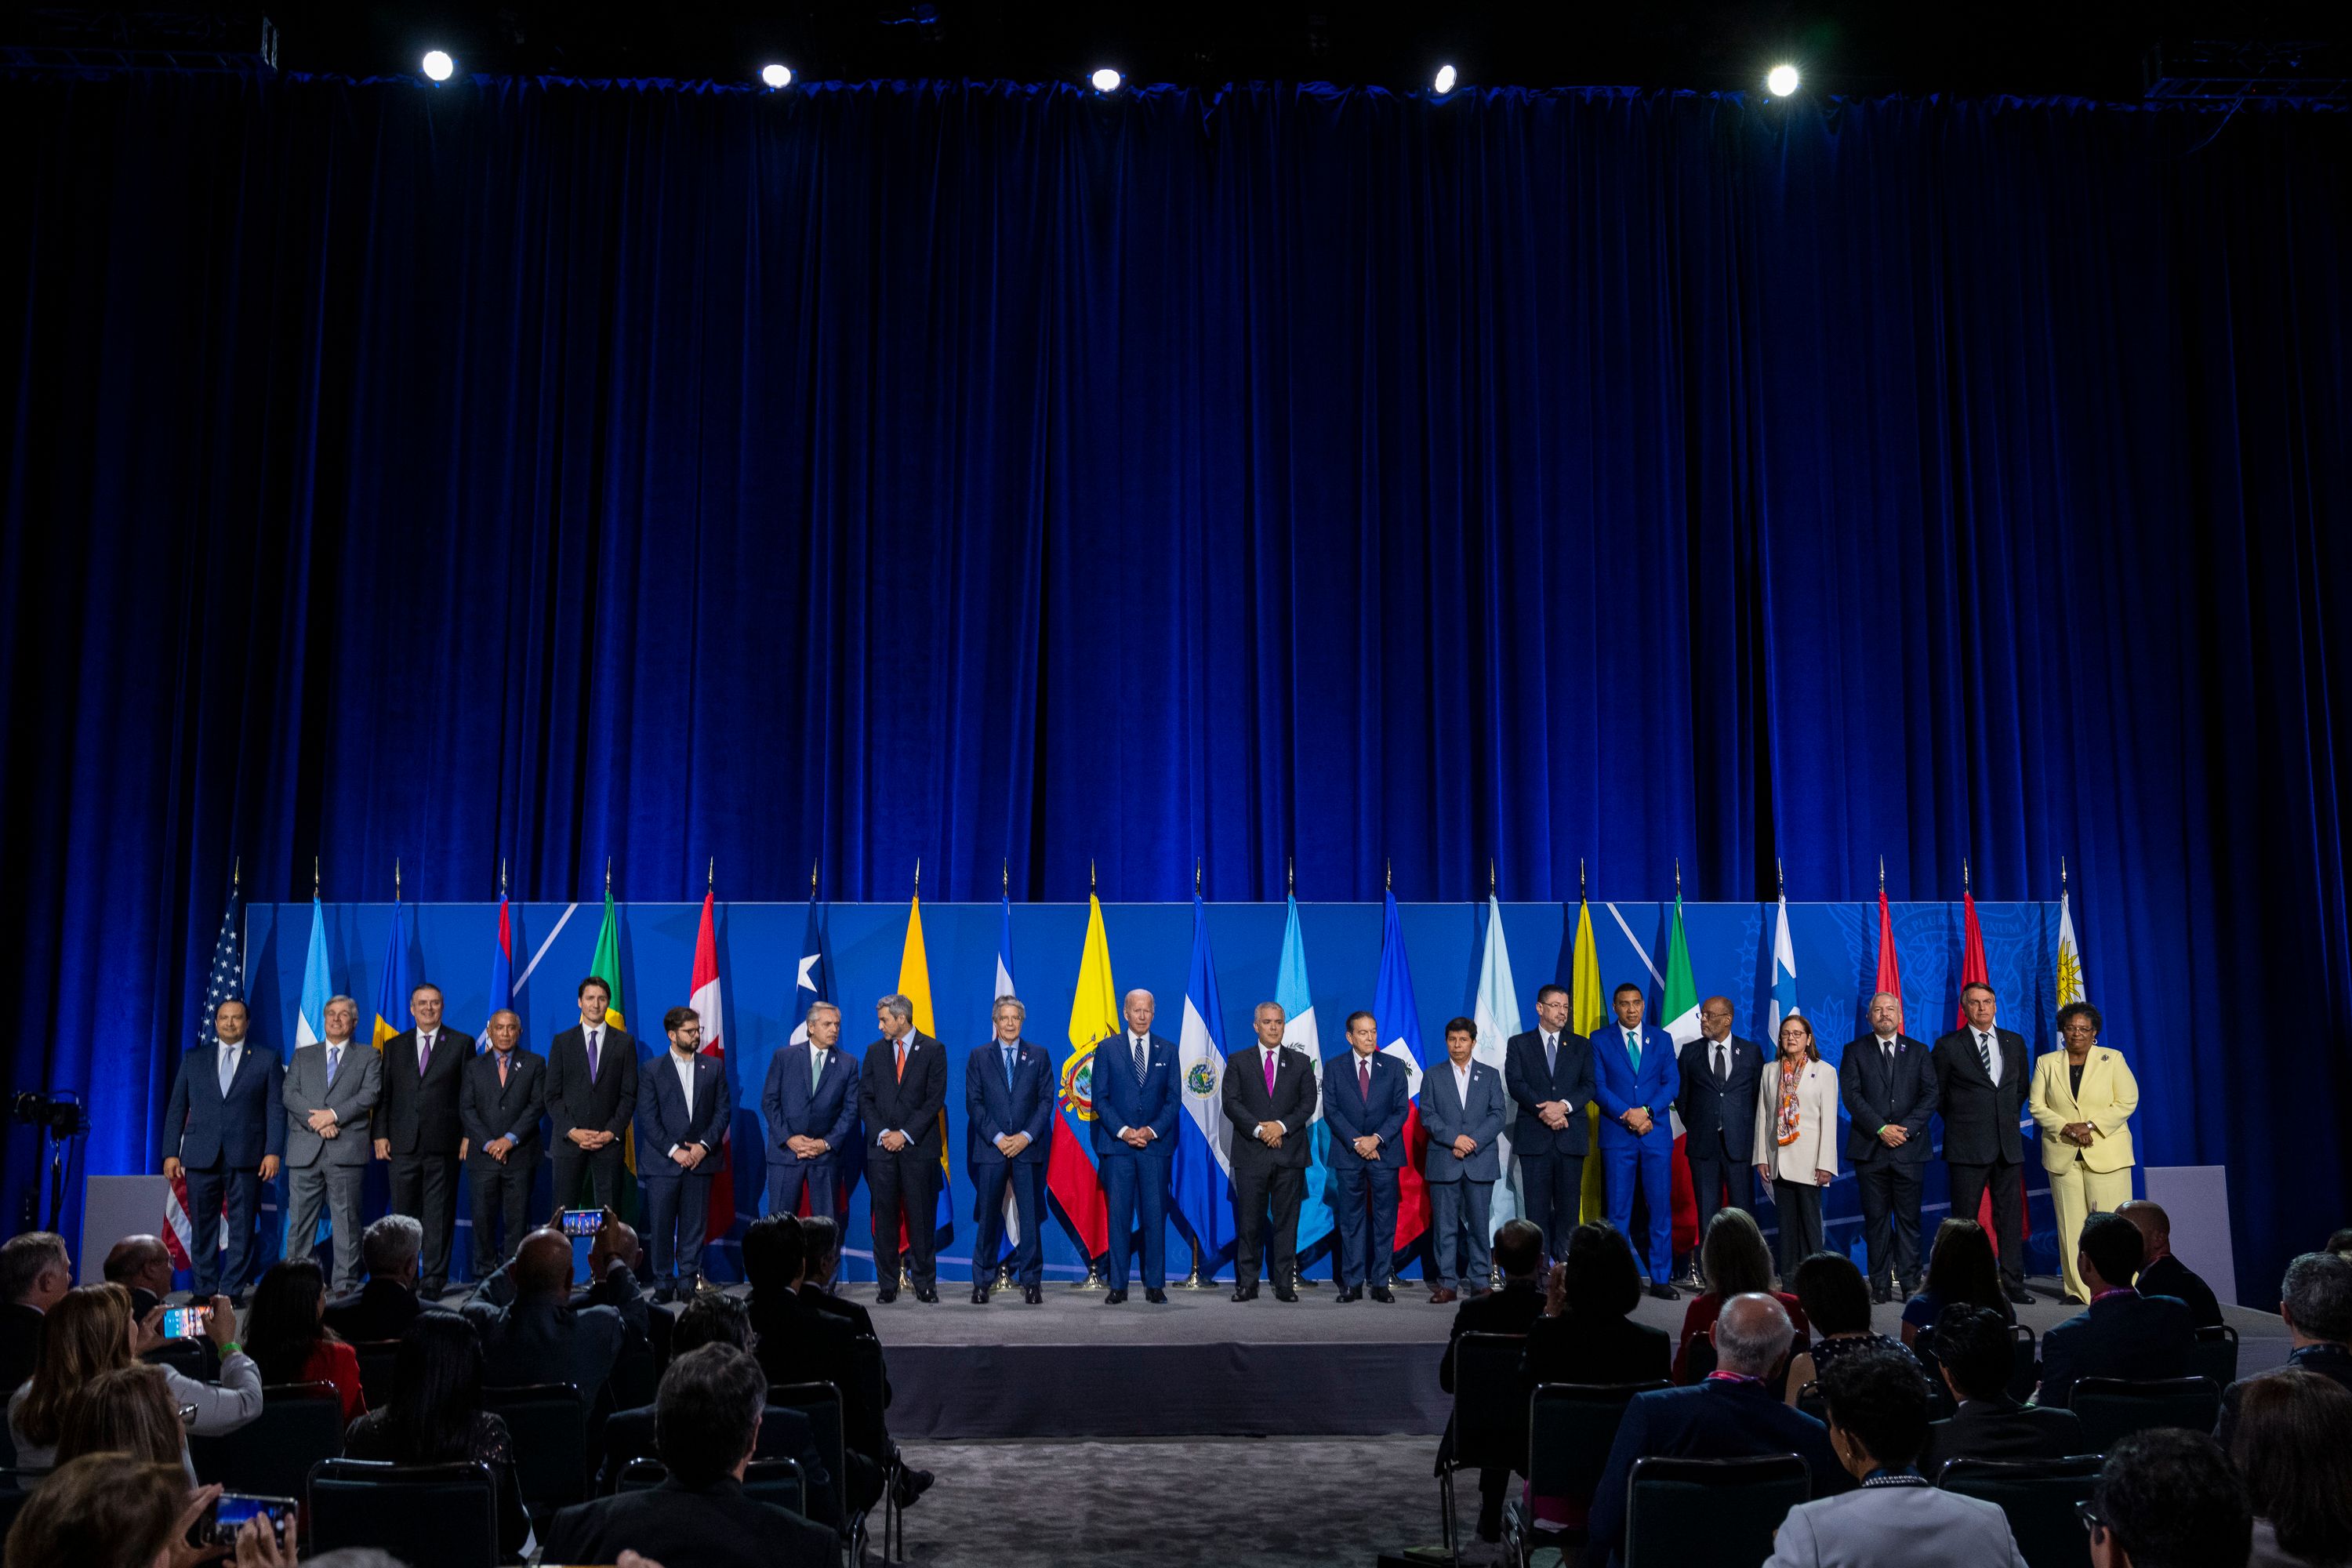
top-left (1263, 1050), bottom-right (1276, 1093)
top-left (896, 1040), bottom-right (907, 1081)
top-left (1359, 1058), bottom-right (1371, 1102)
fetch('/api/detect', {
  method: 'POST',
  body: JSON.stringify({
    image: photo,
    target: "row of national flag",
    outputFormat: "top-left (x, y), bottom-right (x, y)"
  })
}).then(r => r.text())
top-left (176, 875), bottom-right (2085, 1273)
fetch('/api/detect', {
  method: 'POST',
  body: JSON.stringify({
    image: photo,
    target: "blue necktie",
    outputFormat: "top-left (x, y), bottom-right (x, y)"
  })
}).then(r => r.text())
top-left (1004, 1045), bottom-right (1017, 1088)
top-left (1626, 1030), bottom-right (1642, 1072)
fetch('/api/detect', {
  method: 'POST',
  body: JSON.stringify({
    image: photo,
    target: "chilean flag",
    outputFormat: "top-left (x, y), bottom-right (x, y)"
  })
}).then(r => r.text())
top-left (691, 888), bottom-right (735, 1243)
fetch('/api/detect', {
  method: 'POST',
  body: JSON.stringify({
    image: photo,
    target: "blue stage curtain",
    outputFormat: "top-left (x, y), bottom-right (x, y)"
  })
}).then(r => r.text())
top-left (0, 76), bottom-right (2344, 1295)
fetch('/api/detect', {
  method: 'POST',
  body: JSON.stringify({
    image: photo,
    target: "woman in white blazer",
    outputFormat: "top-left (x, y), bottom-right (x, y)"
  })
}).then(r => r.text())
top-left (2029, 1001), bottom-right (2141, 1302)
top-left (1755, 1014), bottom-right (1840, 1279)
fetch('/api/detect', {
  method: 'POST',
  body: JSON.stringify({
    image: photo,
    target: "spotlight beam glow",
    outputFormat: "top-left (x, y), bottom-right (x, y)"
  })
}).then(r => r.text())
top-left (1766, 63), bottom-right (1800, 96)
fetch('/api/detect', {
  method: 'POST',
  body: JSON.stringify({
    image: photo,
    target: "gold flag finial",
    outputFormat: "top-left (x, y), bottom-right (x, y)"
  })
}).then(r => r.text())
top-left (810, 858), bottom-right (819, 898)
top-left (1675, 858), bottom-right (1682, 896)
top-left (1385, 857), bottom-right (1392, 891)
top-left (1004, 858), bottom-right (1011, 897)
top-left (234, 856), bottom-right (241, 891)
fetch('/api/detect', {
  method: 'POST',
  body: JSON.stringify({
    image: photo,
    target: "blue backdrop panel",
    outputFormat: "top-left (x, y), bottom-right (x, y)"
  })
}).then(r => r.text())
top-left (241, 898), bottom-right (2063, 1283)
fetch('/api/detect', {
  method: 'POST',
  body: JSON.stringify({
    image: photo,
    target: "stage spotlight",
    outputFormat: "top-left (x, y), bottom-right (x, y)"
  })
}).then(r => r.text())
top-left (1433, 64), bottom-right (1457, 94)
top-left (1766, 63), bottom-right (1800, 96)
top-left (760, 62), bottom-right (792, 89)
top-left (421, 49), bottom-right (455, 82)
top-left (1090, 67), bottom-right (1122, 93)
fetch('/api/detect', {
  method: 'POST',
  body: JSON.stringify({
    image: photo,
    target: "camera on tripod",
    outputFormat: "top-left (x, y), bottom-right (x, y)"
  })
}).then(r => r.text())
top-left (10, 1091), bottom-right (88, 1138)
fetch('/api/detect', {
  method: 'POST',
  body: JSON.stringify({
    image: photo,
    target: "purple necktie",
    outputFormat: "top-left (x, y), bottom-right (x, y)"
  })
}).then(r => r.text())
top-left (1359, 1059), bottom-right (1371, 1103)
top-left (1264, 1051), bottom-right (1276, 1093)
top-left (587, 1028), bottom-right (601, 1082)
top-left (417, 1033), bottom-right (432, 1074)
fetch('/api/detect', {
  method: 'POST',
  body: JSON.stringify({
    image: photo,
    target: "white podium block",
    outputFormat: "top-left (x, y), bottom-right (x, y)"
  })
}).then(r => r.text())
top-left (2143, 1165), bottom-right (2238, 1307)
top-left (78, 1174), bottom-right (172, 1283)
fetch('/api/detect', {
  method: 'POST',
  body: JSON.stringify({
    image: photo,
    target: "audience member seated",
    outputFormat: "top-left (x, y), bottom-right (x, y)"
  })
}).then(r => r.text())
top-left (2118, 1200), bottom-right (2225, 1330)
top-left (596, 1292), bottom-right (830, 1512)
top-left (324, 1214), bottom-right (448, 1344)
top-left (1918, 1303), bottom-right (2085, 1473)
top-left (542, 1345), bottom-right (838, 1568)
top-left (53, 1363), bottom-right (196, 1480)
top-left (247, 1258), bottom-right (368, 1421)
top-left (9, 1281), bottom-right (258, 1467)
top-left (1900, 1218), bottom-right (2016, 1348)
top-left (2083, 1429), bottom-right (2252, 1568)
top-left (1764, 1345), bottom-right (2027, 1567)
top-left (100, 1235), bottom-right (176, 1320)
top-left (2327, 1228), bottom-right (2352, 1262)
top-left (2223, 1368), bottom-right (2352, 1568)
top-left (1587, 1292), bottom-right (1844, 1568)
top-left (3, 1450), bottom-right (294, 1568)
top-left (1673, 1208), bottom-right (1809, 1383)
top-left (1518, 1220), bottom-right (1671, 1534)
top-left (2036, 1211), bottom-right (2195, 1409)
top-left (474, 1208), bottom-right (650, 1346)
top-left (343, 1310), bottom-right (530, 1562)
top-left (0, 1232), bottom-right (71, 1396)
top-left (462, 1228), bottom-right (625, 1409)
top-left (1436, 1218), bottom-right (1548, 1544)
top-left (2220, 1252), bottom-right (2352, 1448)
top-left (798, 1216), bottom-right (890, 1390)
top-left (1783, 1250), bottom-right (1915, 1403)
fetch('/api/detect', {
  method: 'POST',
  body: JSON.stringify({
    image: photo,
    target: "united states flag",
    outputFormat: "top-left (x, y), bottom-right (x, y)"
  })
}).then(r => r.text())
top-left (165, 873), bottom-right (243, 1271)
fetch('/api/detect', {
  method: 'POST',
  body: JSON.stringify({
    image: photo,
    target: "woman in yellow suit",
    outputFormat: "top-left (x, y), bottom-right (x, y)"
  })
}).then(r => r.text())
top-left (2030, 1002), bottom-right (2141, 1303)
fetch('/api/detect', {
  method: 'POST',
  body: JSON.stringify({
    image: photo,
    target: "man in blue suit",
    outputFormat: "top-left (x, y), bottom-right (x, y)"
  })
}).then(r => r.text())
top-left (160, 998), bottom-right (284, 1300)
top-left (967, 996), bottom-right (1054, 1305)
top-left (1091, 989), bottom-right (1178, 1304)
top-left (761, 1000), bottom-right (859, 1220)
top-left (1323, 1008), bottom-right (1407, 1302)
top-left (1593, 981), bottom-right (1682, 1298)
top-left (1421, 1018), bottom-right (1508, 1303)
top-left (637, 1005), bottom-right (732, 1301)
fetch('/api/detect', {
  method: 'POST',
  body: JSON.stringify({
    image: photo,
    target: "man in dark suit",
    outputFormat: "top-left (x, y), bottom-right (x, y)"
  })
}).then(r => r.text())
top-left (460, 1010), bottom-right (549, 1277)
top-left (1840, 990), bottom-right (1938, 1302)
top-left (1323, 1008), bottom-right (1407, 1302)
top-left (858, 993), bottom-right (948, 1303)
top-left (543, 1343), bottom-right (838, 1568)
top-left (2217, 1251), bottom-right (2352, 1446)
top-left (371, 982), bottom-right (470, 1297)
top-left (1675, 994), bottom-right (1760, 1280)
top-left (2118, 1202), bottom-right (2225, 1330)
top-left (1588, 1292), bottom-right (1844, 1568)
top-left (964, 996), bottom-right (1054, 1305)
top-left (322, 1214), bottom-right (448, 1342)
top-left (636, 1005), bottom-right (731, 1300)
top-left (1933, 981), bottom-right (2034, 1304)
top-left (1091, 989), bottom-right (1180, 1304)
top-left (102, 1234), bottom-right (176, 1319)
top-left (1506, 983), bottom-right (1594, 1268)
top-left (796, 1215), bottom-right (894, 1404)
top-left (543, 975), bottom-right (640, 1213)
top-left (1221, 1000), bottom-right (1319, 1302)
top-left (761, 1000), bottom-right (858, 1221)
top-left (1919, 1303), bottom-right (2086, 1472)
top-left (2036, 1212), bottom-right (2196, 1408)
top-left (0, 1232), bottom-right (71, 1395)
top-left (160, 998), bottom-right (284, 1300)
top-left (1436, 1219), bottom-right (1550, 1542)
top-left (463, 1228), bottom-right (627, 1407)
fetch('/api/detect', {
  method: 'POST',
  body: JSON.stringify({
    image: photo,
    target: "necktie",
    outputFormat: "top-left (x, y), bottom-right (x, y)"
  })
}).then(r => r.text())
top-left (1544, 1033), bottom-right (1557, 1076)
top-left (895, 1039), bottom-right (907, 1081)
top-left (499, 1053), bottom-right (510, 1088)
top-left (326, 1044), bottom-right (342, 1086)
top-left (1977, 1032), bottom-right (1994, 1076)
top-left (1004, 1045), bottom-right (1017, 1088)
top-left (1263, 1049), bottom-right (1277, 1093)
top-left (1714, 1042), bottom-right (1727, 1083)
top-left (587, 1027), bottom-right (601, 1082)
top-left (1883, 1041), bottom-right (1895, 1074)
top-left (811, 1049), bottom-right (825, 1091)
top-left (1359, 1058), bottom-right (1371, 1104)
top-left (1626, 1030), bottom-right (1642, 1072)
top-left (1133, 1036), bottom-right (1148, 1087)
top-left (417, 1033), bottom-right (432, 1074)
top-left (219, 1046), bottom-right (238, 1094)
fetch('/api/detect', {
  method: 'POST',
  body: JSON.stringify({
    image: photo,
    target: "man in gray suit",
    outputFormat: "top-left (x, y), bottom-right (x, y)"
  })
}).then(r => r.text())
top-left (1421, 1017), bottom-right (1507, 1304)
top-left (282, 994), bottom-right (383, 1294)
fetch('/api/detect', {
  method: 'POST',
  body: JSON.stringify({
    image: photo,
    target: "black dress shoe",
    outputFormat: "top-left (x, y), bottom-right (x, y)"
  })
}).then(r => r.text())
top-left (652, 1284), bottom-right (677, 1305)
top-left (1145, 1287), bottom-right (1167, 1304)
top-left (1105, 1289), bottom-right (1128, 1304)
top-left (1647, 1282), bottom-right (1682, 1301)
top-left (915, 1287), bottom-right (940, 1304)
top-left (891, 1466), bottom-right (935, 1508)
top-left (1870, 1284), bottom-right (1894, 1305)
top-left (1024, 1284), bottom-right (1043, 1305)
top-left (1336, 1285), bottom-right (1362, 1303)
top-left (2005, 1284), bottom-right (2035, 1305)
top-left (1370, 1285), bottom-right (1395, 1303)
top-left (1231, 1283), bottom-right (1259, 1302)
top-left (876, 1287), bottom-right (898, 1304)
top-left (1274, 1284), bottom-right (1299, 1302)
top-left (970, 1287), bottom-right (990, 1305)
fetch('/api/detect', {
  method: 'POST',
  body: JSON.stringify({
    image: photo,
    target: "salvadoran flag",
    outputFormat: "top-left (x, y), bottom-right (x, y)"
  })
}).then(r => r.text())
top-left (1171, 894), bottom-right (1236, 1273)
top-left (1470, 894), bottom-right (1523, 1236)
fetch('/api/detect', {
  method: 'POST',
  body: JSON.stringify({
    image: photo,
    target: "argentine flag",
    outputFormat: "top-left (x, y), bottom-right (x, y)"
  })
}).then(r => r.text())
top-left (1276, 895), bottom-right (1334, 1259)
top-left (295, 895), bottom-right (334, 1048)
top-left (1172, 895), bottom-right (1236, 1273)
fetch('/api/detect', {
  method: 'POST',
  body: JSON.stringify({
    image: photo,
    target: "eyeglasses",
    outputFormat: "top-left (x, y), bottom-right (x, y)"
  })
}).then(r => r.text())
top-left (2077, 1501), bottom-right (2107, 1538)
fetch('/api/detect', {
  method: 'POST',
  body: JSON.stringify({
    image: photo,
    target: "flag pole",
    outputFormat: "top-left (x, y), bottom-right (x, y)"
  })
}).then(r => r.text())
top-left (314, 856), bottom-right (320, 899)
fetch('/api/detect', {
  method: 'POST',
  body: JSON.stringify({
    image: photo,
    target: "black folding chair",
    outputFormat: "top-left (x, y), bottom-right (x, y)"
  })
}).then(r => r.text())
top-left (482, 1381), bottom-right (587, 1525)
top-left (308, 1458), bottom-right (498, 1568)
top-left (1433, 1333), bottom-right (1528, 1566)
top-left (745, 1455), bottom-right (808, 1518)
top-left (1514, 1381), bottom-right (1669, 1561)
top-left (769, 1380), bottom-right (855, 1540)
top-left (1682, 1334), bottom-right (1718, 1381)
top-left (2187, 1324), bottom-right (2239, 1388)
top-left (1623, 1453), bottom-right (1810, 1568)
top-left (852, 1333), bottom-right (898, 1563)
top-left (143, 1337), bottom-right (211, 1378)
top-left (189, 1381), bottom-right (345, 1502)
top-left (2070, 1377), bottom-right (2222, 1453)
top-left (618, 1456), bottom-right (667, 1492)
top-left (2007, 1324), bottom-right (2039, 1402)
top-left (1795, 1380), bottom-right (1828, 1425)
top-left (1936, 1455), bottom-right (2104, 1568)
top-left (350, 1340), bottom-right (401, 1410)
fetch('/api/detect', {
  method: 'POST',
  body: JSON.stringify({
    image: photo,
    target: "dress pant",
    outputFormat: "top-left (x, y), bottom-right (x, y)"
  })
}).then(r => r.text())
top-left (765, 1160), bottom-right (839, 1220)
top-left (644, 1174), bottom-right (712, 1285)
top-left (1330, 1159), bottom-right (1399, 1288)
top-left (1516, 1150), bottom-right (1584, 1263)
top-left (1771, 1178), bottom-right (1824, 1277)
top-left (184, 1163), bottom-right (260, 1298)
top-left (1231, 1160), bottom-right (1303, 1289)
top-left (1100, 1154), bottom-right (1170, 1291)
top-left (550, 1144), bottom-right (629, 1213)
top-left (1948, 1160), bottom-right (2028, 1288)
top-left (1854, 1159), bottom-right (1925, 1291)
top-left (1686, 1145), bottom-right (1755, 1245)
top-left (868, 1143), bottom-right (942, 1290)
top-left (1430, 1179), bottom-right (1494, 1290)
top-left (468, 1150), bottom-right (541, 1277)
top-left (284, 1160), bottom-right (368, 1294)
top-left (2049, 1158), bottom-right (2135, 1301)
top-left (1604, 1134), bottom-right (1675, 1283)
top-left (389, 1152), bottom-right (459, 1293)
top-left (971, 1161), bottom-right (1043, 1288)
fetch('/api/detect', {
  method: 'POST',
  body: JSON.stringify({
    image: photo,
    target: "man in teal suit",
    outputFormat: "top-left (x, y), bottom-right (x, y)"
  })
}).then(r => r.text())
top-left (1592, 982), bottom-right (1682, 1298)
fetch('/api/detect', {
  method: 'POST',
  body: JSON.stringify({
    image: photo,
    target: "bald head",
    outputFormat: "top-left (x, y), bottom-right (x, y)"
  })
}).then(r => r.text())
top-left (1699, 996), bottom-right (1733, 1041)
top-left (590, 1217), bottom-right (641, 1278)
top-left (1713, 1291), bottom-right (1797, 1377)
top-left (103, 1236), bottom-right (173, 1298)
top-left (515, 1229), bottom-right (575, 1298)
top-left (2117, 1200), bottom-right (2172, 1262)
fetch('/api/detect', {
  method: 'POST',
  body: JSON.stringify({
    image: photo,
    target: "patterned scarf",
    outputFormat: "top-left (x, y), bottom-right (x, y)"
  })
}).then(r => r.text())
top-left (1775, 1058), bottom-right (1806, 1146)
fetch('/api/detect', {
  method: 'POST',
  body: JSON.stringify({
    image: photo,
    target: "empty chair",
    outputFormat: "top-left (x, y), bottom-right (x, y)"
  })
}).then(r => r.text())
top-left (1936, 1456), bottom-right (2103, 1568)
top-left (742, 1455), bottom-right (807, 1518)
top-left (1521, 1380), bottom-right (1670, 1555)
top-left (2187, 1324), bottom-right (2239, 1388)
top-left (481, 1381), bottom-right (587, 1523)
top-left (1624, 1453), bottom-right (1810, 1568)
top-left (350, 1340), bottom-right (401, 1409)
top-left (2005, 1325), bottom-right (2038, 1402)
top-left (308, 1457), bottom-right (499, 1568)
top-left (2069, 1376), bottom-right (2223, 1453)
top-left (189, 1381), bottom-right (343, 1500)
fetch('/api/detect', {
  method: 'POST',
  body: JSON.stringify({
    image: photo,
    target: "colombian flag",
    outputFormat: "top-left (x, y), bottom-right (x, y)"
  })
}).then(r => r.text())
top-left (1047, 897), bottom-right (1113, 1259)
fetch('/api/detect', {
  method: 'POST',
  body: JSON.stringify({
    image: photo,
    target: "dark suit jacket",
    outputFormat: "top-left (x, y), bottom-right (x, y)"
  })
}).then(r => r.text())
top-left (1438, 1279), bottom-right (1547, 1392)
top-left (372, 1029), bottom-right (474, 1156)
top-left (1588, 1378), bottom-right (1845, 1568)
top-left (635, 1051), bottom-right (731, 1178)
top-left (1505, 1027), bottom-right (1595, 1156)
top-left (1522, 1311), bottom-right (1674, 1388)
top-left (1932, 1025), bottom-right (2030, 1166)
top-left (161, 1041), bottom-right (285, 1167)
top-left (1321, 1049), bottom-right (1409, 1170)
top-left (544, 1022), bottom-right (641, 1142)
top-left (321, 1278), bottom-right (445, 1344)
top-left (2216, 1343), bottom-right (2352, 1448)
top-left (2134, 1255), bottom-right (2224, 1330)
top-left (964, 1038), bottom-right (1054, 1167)
top-left (0, 1301), bottom-right (44, 1396)
top-left (2035, 1290), bottom-right (2196, 1408)
top-left (463, 1293), bottom-right (628, 1403)
top-left (1839, 1033), bottom-right (1937, 1165)
top-left (800, 1283), bottom-right (890, 1406)
top-left (543, 1477), bottom-right (837, 1568)
top-left (1091, 1032), bottom-right (1180, 1159)
top-left (858, 1032), bottom-right (948, 1158)
top-left (1675, 1033), bottom-right (1762, 1163)
top-left (595, 1399), bottom-right (829, 1501)
top-left (1919, 1396), bottom-right (2088, 1473)
top-left (761, 1042), bottom-right (860, 1172)
top-left (460, 1047), bottom-right (548, 1162)
top-left (1221, 1043), bottom-right (1319, 1172)
top-left (749, 1287), bottom-right (880, 1461)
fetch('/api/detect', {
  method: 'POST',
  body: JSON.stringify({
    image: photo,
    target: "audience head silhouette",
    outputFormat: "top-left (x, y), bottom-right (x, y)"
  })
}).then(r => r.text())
top-left (14, 1283), bottom-right (134, 1447)
top-left (657, 1343), bottom-right (768, 1486)
top-left (2, 1451), bottom-right (188, 1568)
top-left (1562, 1221), bottom-right (1642, 1319)
top-left (1492, 1219), bottom-right (1544, 1281)
top-left (2279, 1250), bottom-right (2352, 1348)
top-left (2078, 1211), bottom-right (2146, 1295)
top-left (2088, 1429), bottom-right (2250, 1568)
top-left (2225, 1367), bottom-right (2352, 1567)
top-left (743, 1213), bottom-right (808, 1293)
top-left (802, 1214), bottom-right (844, 1286)
top-left (383, 1310), bottom-right (488, 1463)
top-left (1699, 1207), bottom-right (1775, 1298)
top-left (1928, 1303), bottom-right (2015, 1402)
top-left (1817, 1345), bottom-right (1932, 1479)
top-left (515, 1229), bottom-right (575, 1299)
top-left (53, 1362), bottom-right (183, 1468)
top-left (671, 1292), bottom-right (753, 1354)
top-left (1712, 1291), bottom-right (1795, 1377)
